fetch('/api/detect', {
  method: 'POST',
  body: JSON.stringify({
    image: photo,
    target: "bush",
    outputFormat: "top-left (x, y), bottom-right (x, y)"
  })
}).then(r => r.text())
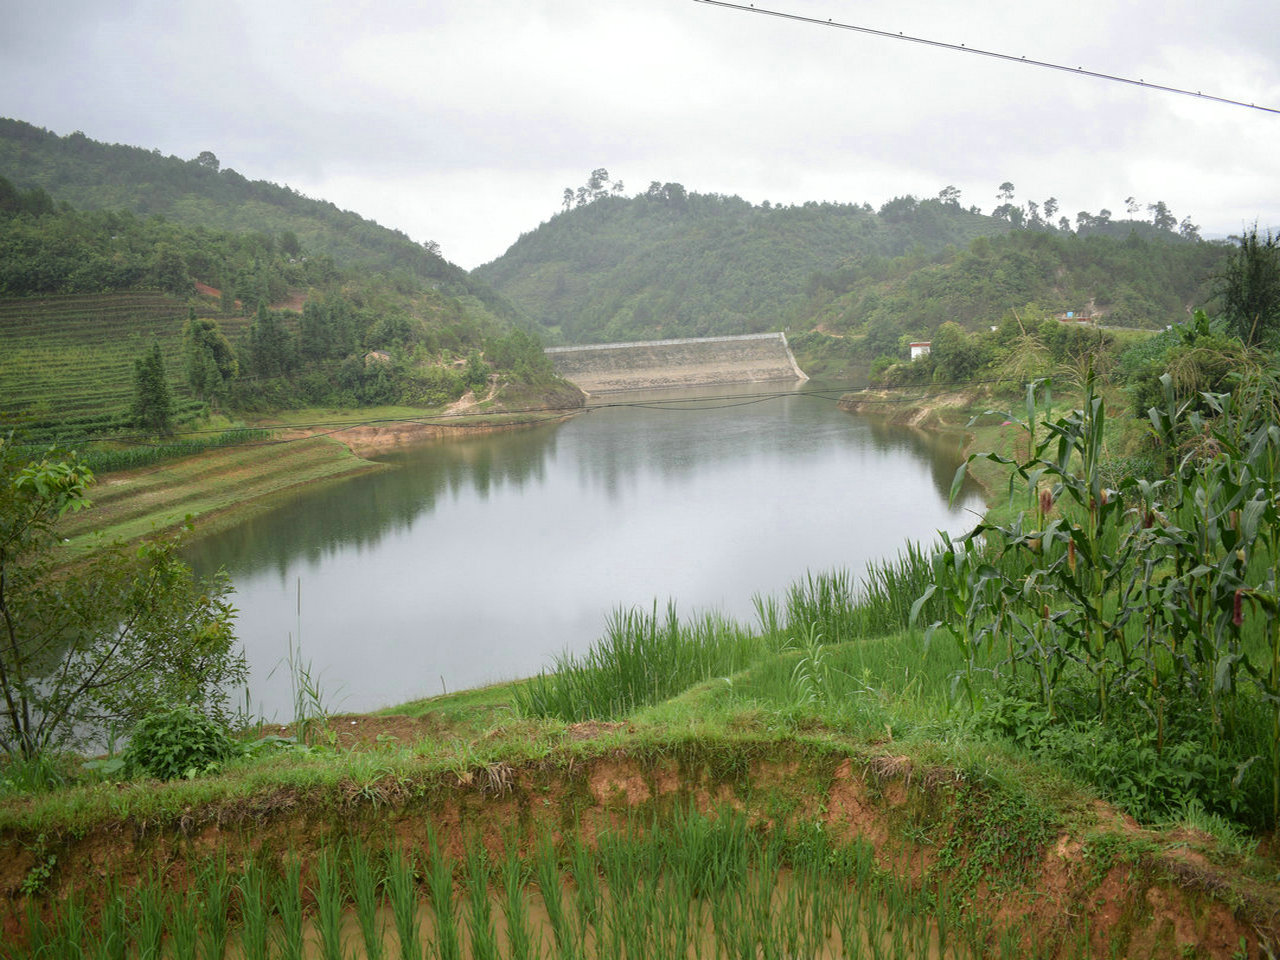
top-left (123, 706), bottom-right (241, 780)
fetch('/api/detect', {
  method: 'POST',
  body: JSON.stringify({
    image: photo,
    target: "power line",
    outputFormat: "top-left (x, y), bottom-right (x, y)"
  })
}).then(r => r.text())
top-left (692, 0), bottom-right (1280, 116)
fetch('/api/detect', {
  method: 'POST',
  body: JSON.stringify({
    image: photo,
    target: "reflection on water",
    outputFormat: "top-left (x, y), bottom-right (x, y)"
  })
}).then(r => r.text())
top-left (185, 383), bottom-right (984, 719)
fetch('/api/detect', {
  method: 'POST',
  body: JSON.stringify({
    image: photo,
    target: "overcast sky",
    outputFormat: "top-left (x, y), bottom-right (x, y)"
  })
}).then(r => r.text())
top-left (2, 0), bottom-right (1278, 269)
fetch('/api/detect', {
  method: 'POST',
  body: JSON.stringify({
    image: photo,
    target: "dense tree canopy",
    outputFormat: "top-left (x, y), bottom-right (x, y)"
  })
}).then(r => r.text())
top-left (0, 118), bottom-right (516, 317)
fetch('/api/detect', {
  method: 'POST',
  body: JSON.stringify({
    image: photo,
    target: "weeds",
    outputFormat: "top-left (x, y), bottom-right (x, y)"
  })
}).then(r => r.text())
top-left (515, 602), bottom-right (761, 721)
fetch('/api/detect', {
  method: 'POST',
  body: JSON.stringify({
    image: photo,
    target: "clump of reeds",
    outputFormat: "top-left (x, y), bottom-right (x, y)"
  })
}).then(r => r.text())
top-left (514, 601), bottom-right (760, 721)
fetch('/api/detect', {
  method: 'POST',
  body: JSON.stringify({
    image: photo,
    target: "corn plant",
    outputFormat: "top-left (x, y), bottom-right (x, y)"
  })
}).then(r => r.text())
top-left (944, 368), bottom-right (1280, 826)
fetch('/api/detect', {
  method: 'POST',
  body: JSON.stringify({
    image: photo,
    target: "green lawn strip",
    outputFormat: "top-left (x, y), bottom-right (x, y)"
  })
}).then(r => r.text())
top-left (243, 404), bottom-right (456, 428)
top-left (53, 436), bottom-right (383, 552)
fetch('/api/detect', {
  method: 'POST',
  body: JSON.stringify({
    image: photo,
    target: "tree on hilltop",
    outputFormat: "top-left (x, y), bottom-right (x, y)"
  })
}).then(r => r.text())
top-left (1148, 201), bottom-right (1177, 232)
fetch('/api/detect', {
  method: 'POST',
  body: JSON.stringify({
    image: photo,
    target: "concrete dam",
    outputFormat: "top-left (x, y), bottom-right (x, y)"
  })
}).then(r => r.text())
top-left (546, 332), bottom-right (808, 395)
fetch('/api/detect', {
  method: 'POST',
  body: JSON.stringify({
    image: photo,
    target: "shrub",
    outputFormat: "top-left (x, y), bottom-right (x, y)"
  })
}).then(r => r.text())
top-left (123, 706), bottom-right (241, 780)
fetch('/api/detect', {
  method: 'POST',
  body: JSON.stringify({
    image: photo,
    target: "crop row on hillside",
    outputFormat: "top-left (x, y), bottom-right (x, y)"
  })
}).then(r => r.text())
top-left (53, 434), bottom-right (383, 550)
top-left (0, 292), bottom-right (195, 425)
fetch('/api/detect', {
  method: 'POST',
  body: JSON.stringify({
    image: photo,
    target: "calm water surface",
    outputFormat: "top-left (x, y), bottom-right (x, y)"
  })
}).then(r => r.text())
top-left (186, 384), bottom-right (984, 718)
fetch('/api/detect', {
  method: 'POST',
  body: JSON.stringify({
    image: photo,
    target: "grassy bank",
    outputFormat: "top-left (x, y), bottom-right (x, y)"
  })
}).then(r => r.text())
top-left (52, 434), bottom-right (384, 554)
top-left (5, 560), bottom-right (1279, 957)
top-left (8, 376), bottom-right (1280, 956)
top-left (838, 380), bottom-right (1140, 518)
top-left (47, 392), bottom-right (585, 556)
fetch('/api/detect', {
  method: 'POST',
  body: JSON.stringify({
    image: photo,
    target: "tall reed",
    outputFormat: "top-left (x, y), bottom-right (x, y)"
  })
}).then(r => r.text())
top-left (515, 602), bottom-right (760, 721)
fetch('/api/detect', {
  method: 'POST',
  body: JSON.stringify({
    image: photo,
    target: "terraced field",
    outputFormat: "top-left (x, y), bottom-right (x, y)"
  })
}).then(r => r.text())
top-left (54, 434), bottom-right (383, 550)
top-left (0, 292), bottom-right (250, 436)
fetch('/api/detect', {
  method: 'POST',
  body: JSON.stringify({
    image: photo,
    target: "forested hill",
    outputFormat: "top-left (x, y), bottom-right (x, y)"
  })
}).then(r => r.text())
top-left (475, 183), bottom-right (1223, 347)
top-left (473, 189), bottom-right (1006, 343)
top-left (0, 118), bottom-right (510, 316)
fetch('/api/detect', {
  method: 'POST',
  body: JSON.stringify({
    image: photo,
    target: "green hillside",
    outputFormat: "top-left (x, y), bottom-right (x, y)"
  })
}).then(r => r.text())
top-left (0, 118), bottom-right (513, 318)
top-left (0, 292), bottom-right (206, 436)
top-left (476, 184), bottom-right (1227, 360)
top-left (797, 228), bottom-right (1227, 337)
top-left (0, 153), bottom-right (573, 453)
top-left (474, 189), bottom-right (1007, 343)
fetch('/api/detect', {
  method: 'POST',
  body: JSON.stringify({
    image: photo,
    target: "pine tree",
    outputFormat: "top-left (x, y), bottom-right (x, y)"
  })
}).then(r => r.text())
top-left (184, 310), bottom-right (237, 406)
top-left (132, 341), bottom-right (175, 433)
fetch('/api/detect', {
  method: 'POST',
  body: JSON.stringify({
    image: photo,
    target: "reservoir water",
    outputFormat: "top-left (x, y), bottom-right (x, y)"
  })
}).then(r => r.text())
top-left (185, 384), bottom-right (985, 719)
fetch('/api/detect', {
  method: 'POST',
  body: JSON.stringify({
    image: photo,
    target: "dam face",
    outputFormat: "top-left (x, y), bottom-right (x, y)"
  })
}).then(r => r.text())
top-left (546, 332), bottom-right (808, 395)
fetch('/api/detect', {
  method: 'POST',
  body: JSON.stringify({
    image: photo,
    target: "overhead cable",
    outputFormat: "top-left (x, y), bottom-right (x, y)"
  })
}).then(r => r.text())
top-left (692, 0), bottom-right (1280, 115)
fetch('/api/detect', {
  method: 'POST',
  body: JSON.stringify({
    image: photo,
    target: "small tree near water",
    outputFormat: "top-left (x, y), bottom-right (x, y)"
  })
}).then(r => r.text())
top-left (0, 441), bottom-right (245, 759)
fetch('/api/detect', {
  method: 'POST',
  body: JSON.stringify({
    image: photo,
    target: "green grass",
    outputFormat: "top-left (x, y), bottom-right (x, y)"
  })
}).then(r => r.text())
top-left (515, 602), bottom-right (769, 722)
top-left (6, 366), bottom-right (1277, 955)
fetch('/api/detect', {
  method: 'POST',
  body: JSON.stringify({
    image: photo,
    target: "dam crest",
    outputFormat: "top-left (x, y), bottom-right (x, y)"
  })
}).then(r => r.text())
top-left (546, 332), bottom-right (808, 395)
